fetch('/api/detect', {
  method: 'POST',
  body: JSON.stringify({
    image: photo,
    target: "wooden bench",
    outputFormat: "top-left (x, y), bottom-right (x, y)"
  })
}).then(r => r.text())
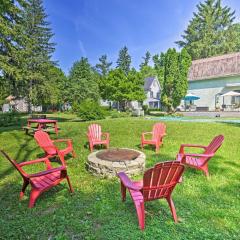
top-left (22, 126), bottom-right (60, 135)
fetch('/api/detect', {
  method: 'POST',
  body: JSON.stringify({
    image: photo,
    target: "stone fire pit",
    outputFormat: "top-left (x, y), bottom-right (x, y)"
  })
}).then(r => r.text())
top-left (87, 148), bottom-right (145, 178)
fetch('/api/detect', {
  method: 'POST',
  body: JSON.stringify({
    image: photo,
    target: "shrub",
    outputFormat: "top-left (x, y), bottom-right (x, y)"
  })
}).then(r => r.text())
top-left (142, 104), bottom-right (149, 114)
top-left (109, 110), bottom-right (130, 118)
top-left (0, 112), bottom-right (22, 127)
top-left (77, 99), bottom-right (106, 121)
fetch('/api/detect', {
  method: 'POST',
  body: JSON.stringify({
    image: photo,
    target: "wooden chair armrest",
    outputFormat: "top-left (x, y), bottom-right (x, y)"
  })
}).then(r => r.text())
top-left (29, 166), bottom-right (66, 178)
top-left (102, 132), bottom-right (110, 139)
top-left (53, 139), bottom-right (72, 143)
top-left (19, 158), bottom-right (51, 167)
top-left (183, 153), bottom-right (214, 158)
top-left (179, 144), bottom-right (207, 154)
top-left (142, 132), bottom-right (153, 140)
top-left (142, 132), bottom-right (153, 136)
top-left (117, 172), bottom-right (142, 191)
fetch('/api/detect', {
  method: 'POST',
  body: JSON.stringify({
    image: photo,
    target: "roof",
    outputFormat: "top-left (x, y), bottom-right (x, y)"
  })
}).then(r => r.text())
top-left (144, 77), bottom-right (158, 91)
top-left (188, 52), bottom-right (240, 81)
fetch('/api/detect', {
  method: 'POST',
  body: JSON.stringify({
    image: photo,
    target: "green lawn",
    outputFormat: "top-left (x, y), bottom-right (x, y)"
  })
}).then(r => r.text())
top-left (0, 114), bottom-right (239, 239)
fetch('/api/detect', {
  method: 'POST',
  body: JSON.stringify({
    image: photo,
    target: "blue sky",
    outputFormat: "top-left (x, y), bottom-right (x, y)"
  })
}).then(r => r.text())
top-left (43, 0), bottom-right (240, 74)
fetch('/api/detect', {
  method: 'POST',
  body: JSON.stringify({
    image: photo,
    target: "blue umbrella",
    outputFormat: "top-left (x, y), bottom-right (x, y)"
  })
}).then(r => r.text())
top-left (184, 93), bottom-right (200, 101)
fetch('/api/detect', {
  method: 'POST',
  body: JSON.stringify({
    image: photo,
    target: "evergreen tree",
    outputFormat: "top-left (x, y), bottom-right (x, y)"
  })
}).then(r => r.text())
top-left (20, 0), bottom-right (55, 111)
top-left (172, 48), bottom-right (192, 108)
top-left (0, 0), bottom-right (28, 102)
top-left (152, 53), bottom-right (165, 86)
top-left (42, 66), bottom-right (67, 111)
top-left (176, 0), bottom-right (239, 59)
top-left (116, 46), bottom-right (131, 75)
top-left (139, 65), bottom-right (157, 80)
top-left (68, 57), bottom-right (100, 106)
top-left (161, 48), bottom-right (191, 112)
top-left (139, 51), bottom-right (151, 70)
top-left (95, 54), bottom-right (112, 76)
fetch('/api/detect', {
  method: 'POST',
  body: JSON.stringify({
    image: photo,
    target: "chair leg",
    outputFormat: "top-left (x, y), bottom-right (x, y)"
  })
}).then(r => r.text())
top-left (20, 180), bottom-right (29, 200)
top-left (29, 189), bottom-right (41, 208)
top-left (166, 196), bottom-right (178, 223)
top-left (89, 143), bottom-right (93, 152)
top-left (72, 150), bottom-right (77, 158)
top-left (155, 144), bottom-right (160, 153)
top-left (66, 176), bottom-right (74, 193)
top-left (141, 142), bottom-right (144, 150)
top-left (135, 201), bottom-right (145, 230)
top-left (120, 182), bottom-right (126, 202)
top-left (202, 164), bottom-right (209, 178)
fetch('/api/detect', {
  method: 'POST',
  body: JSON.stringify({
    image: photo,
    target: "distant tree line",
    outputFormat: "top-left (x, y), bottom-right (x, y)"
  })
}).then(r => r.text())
top-left (1, 0), bottom-right (240, 113)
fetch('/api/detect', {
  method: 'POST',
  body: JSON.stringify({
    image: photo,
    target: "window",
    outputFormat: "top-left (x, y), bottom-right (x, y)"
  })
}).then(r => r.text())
top-left (150, 91), bottom-right (153, 98)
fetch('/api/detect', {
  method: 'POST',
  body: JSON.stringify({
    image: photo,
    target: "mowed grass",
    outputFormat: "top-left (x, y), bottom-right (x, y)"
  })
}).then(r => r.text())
top-left (0, 114), bottom-right (239, 239)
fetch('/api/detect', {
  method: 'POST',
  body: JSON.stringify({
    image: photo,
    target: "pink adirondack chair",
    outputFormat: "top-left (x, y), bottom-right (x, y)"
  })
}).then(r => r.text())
top-left (141, 123), bottom-right (166, 152)
top-left (87, 124), bottom-right (110, 152)
top-left (177, 135), bottom-right (224, 177)
top-left (34, 130), bottom-right (76, 159)
top-left (0, 149), bottom-right (73, 208)
top-left (118, 161), bottom-right (184, 230)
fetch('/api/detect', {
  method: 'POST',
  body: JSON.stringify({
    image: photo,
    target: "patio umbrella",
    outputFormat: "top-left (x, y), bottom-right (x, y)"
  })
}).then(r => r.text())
top-left (221, 91), bottom-right (240, 109)
top-left (184, 93), bottom-right (200, 101)
top-left (221, 91), bottom-right (240, 97)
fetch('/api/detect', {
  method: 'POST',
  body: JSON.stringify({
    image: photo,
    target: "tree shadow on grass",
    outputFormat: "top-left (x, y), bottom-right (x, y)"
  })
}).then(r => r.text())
top-left (0, 131), bottom-right (39, 179)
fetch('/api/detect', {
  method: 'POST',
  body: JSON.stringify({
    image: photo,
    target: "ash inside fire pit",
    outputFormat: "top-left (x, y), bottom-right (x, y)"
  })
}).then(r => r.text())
top-left (96, 148), bottom-right (140, 161)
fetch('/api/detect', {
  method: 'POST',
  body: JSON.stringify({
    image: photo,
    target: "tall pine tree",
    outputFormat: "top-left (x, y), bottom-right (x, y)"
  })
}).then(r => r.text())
top-left (176, 0), bottom-right (239, 60)
top-left (68, 57), bottom-right (100, 106)
top-left (116, 46), bottom-right (131, 75)
top-left (95, 54), bottom-right (112, 76)
top-left (139, 51), bottom-right (151, 70)
top-left (20, 0), bottom-right (55, 111)
top-left (152, 53), bottom-right (165, 86)
top-left (161, 48), bottom-right (191, 112)
top-left (0, 0), bottom-right (28, 103)
top-left (172, 48), bottom-right (192, 108)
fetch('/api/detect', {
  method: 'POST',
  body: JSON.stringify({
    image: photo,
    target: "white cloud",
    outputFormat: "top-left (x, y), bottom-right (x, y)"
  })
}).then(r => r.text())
top-left (78, 40), bottom-right (87, 57)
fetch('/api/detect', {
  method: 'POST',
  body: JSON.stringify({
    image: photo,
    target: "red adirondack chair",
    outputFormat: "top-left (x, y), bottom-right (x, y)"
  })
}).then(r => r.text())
top-left (87, 124), bottom-right (110, 152)
top-left (0, 150), bottom-right (73, 208)
top-left (177, 135), bottom-right (224, 177)
top-left (118, 161), bottom-right (184, 230)
top-left (141, 123), bottom-right (166, 152)
top-left (34, 130), bottom-right (76, 159)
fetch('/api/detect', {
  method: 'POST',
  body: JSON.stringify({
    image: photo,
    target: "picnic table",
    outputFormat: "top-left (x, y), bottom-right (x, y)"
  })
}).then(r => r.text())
top-left (23, 118), bottom-right (59, 135)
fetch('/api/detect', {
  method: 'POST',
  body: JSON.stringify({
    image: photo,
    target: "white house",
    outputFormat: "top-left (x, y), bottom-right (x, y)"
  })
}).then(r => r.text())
top-left (184, 52), bottom-right (240, 111)
top-left (143, 76), bottom-right (161, 109)
top-left (2, 97), bottom-right (42, 113)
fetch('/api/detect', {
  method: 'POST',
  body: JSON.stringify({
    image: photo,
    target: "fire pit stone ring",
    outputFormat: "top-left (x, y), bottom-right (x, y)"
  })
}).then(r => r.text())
top-left (87, 148), bottom-right (146, 178)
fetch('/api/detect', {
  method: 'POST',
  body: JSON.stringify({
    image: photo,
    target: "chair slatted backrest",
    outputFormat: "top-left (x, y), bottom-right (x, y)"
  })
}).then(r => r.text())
top-left (88, 124), bottom-right (102, 141)
top-left (0, 150), bottom-right (27, 178)
top-left (204, 135), bottom-right (224, 155)
top-left (34, 130), bottom-right (56, 155)
top-left (142, 161), bottom-right (184, 201)
top-left (152, 123), bottom-right (166, 141)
